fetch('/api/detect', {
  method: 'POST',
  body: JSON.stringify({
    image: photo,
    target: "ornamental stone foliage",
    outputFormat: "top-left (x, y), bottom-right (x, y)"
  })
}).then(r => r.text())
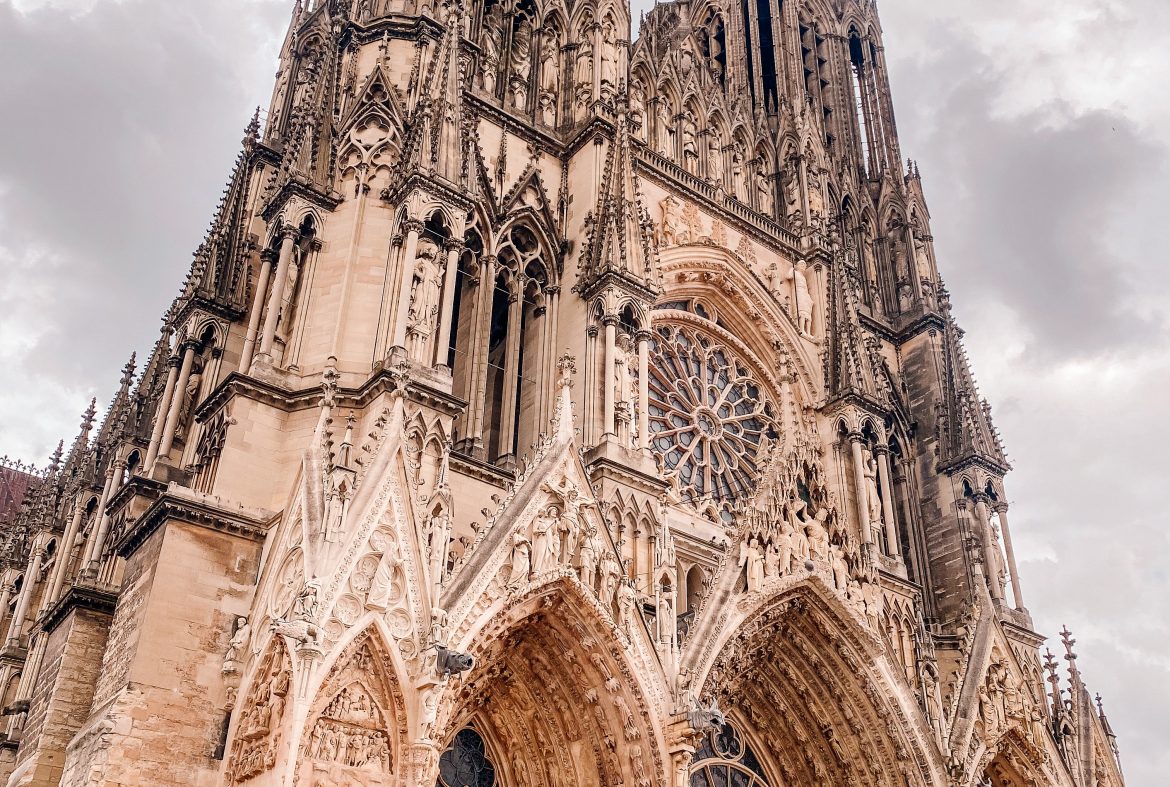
top-left (0, 1), bottom-right (1124, 786)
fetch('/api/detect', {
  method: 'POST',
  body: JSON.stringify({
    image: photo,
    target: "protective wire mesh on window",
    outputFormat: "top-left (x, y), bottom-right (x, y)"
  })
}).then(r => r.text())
top-left (690, 720), bottom-right (771, 787)
top-left (437, 727), bottom-right (496, 787)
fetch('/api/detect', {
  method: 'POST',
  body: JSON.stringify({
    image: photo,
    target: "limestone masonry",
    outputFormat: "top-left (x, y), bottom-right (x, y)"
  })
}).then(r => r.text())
top-left (0, 1), bottom-right (1125, 785)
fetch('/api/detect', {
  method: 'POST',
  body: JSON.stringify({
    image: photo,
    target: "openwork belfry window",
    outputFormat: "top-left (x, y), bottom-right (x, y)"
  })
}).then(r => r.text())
top-left (690, 721), bottom-right (771, 787)
top-left (648, 324), bottom-right (776, 504)
top-left (437, 728), bottom-right (496, 787)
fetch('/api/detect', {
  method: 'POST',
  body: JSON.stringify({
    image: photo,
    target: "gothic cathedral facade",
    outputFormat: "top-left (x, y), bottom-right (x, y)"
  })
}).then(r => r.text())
top-left (0, 1), bottom-right (1126, 786)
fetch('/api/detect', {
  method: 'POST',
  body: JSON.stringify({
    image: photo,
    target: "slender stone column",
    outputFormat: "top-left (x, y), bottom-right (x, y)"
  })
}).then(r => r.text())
top-left (0, 584), bottom-right (14, 627)
top-left (157, 342), bottom-right (197, 462)
top-left (390, 220), bottom-right (424, 350)
top-left (602, 317), bottom-right (617, 438)
top-left (637, 331), bottom-right (651, 450)
top-left (258, 227), bottom-right (299, 359)
top-left (46, 501), bottom-right (85, 605)
top-left (465, 259), bottom-right (497, 451)
top-left (143, 352), bottom-right (180, 472)
top-left (239, 249), bottom-right (275, 371)
top-left (497, 286), bottom-right (524, 460)
top-left (849, 435), bottom-right (873, 544)
top-left (5, 544), bottom-right (45, 646)
top-left (974, 494), bottom-right (1005, 603)
top-left (874, 446), bottom-right (901, 558)
top-left (84, 460), bottom-right (125, 576)
top-left (996, 504), bottom-right (1026, 610)
top-left (434, 241), bottom-right (463, 368)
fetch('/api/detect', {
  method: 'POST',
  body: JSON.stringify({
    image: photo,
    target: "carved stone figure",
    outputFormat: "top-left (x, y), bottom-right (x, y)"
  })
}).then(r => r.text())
top-left (509, 532), bottom-right (532, 585)
top-left (600, 19), bottom-right (619, 91)
top-left (617, 579), bottom-right (637, 636)
top-left (599, 553), bottom-right (621, 609)
top-left (682, 112), bottom-right (699, 173)
top-left (707, 131), bottom-right (724, 184)
top-left (656, 100), bottom-right (673, 154)
top-left (479, 7), bottom-right (504, 93)
top-left (862, 448), bottom-right (884, 528)
top-left (366, 539), bottom-right (402, 611)
top-left (532, 505), bottom-right (559, 574)
top-left (223, 616), bottom-right (251, 674)
top-left (740, 537), bottom-right (765, 593)
top-left (657, 196), bottom-right (686, 247)
top-left (805, 507), bottom-right (831, 561)
top-left (786, 260), bottom-right (814, 335)
top-left (540, 34), bottom-right (560, 94)
top-left (578, 526), bottom-right (601, 590)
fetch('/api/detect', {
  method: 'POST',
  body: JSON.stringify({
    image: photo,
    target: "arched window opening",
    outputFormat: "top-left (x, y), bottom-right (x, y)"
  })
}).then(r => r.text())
top-left (690, 719), bottom-right (771, 786)
top-left (437, 727), bottom-right (497, 786)
top-left (698, 9), bottom-right (728, 88)
top-left (449, 223), bottom-right (485, 439)
top-left (740, 0), bottom-right (756, 106)
top-left (754, 0), bottom-right (779, 112)
top-left (800, 20), bottom-right (833, 142)
top-left (480, 224), bottom-right (553, 468)
top-left (849, 33), bottom-right (873, 177)
top-left (685, 564), bottom-right (706, 613)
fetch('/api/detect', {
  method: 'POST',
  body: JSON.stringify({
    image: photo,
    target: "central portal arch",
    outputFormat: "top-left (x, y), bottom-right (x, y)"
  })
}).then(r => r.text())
top-left (437, 578), bottom-right (665, 786)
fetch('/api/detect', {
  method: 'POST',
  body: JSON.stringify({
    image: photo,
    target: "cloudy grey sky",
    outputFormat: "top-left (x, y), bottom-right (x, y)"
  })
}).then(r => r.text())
top-left (1, 0), bottom-right (1166, 781)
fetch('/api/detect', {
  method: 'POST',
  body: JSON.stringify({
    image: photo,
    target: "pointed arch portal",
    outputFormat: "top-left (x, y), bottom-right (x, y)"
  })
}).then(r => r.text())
top-left (698, 587), bottom-right (936, 787)
top-left (438, 580), bottom-right (662, 787)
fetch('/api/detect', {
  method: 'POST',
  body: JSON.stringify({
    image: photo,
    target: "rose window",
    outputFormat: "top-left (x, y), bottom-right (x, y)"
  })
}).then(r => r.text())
top-left (647, 324), bottom-right (776, 503)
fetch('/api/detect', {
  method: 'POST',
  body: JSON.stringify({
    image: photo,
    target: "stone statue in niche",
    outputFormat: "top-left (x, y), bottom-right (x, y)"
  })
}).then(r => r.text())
top-left (861, 447), bottom-right (884, 528)
top-left (657, 588), bottom-right (677, 644)
top-left (575, 46), bottom-right (594, 94)
top-left (656, 100), bottom-right (673, 154)
top-left (730, 149), bottom-right (745, 201)
top-left (786, 260), bottom-right (814, 336)
top-left (756, 164), bottom-right (774, 216)
top-left (509, 531), bottom-right (532, 586)
top-left (540, 33), bottom-right (560, 94)
top-left (223, 616), bottom-right (251, 674)
top-left (775, 520), bottom-right (794, 575)
top-left (509, 21), bottom-right (532, 111)
top-left (764, 542), bottom-right (781, 579)
top-left (366, 538), bottom-right (402, 611)
top-left (407, 238), bottom-right (444, 363)
top-left (294, 578), bottom-right (321, 622)
top-left (479, 7), bottom-right (504, 93)
top-left (600, 18), bottom-right (619, 93)
top-left (707, 129), bottom-right (724, 185)
top-left (629, 80), bottom-right (647, 141)
top-left (681, 112), bottom-right (699, 173)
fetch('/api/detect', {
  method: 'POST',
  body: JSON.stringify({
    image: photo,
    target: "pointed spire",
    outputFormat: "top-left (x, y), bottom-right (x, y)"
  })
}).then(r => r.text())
top-left (824, 236), bottom-right (887, 405)
top-left (936, 291), bottom-right (1010, 473)
top-left (576, 94), bottom-right (661, 299)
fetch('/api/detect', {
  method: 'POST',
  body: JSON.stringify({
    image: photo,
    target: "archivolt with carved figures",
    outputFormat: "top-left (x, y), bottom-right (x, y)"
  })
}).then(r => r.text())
top-left (695, 584), bottom-right (942, 786)
top-left (435, 578), bottom-right (665, 787)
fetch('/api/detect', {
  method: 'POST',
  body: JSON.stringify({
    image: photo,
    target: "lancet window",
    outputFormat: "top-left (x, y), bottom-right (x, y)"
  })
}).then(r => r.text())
top-left (690, 720), bottom-right (772, 787)
top-left (647, 322), bottom-right (776, 511)
top-left (800, 18), bottom-right (834, 144)
top-left (450, 221), bottom-right (556, 468)
top-left (847, 30), bottom-right (891, 177)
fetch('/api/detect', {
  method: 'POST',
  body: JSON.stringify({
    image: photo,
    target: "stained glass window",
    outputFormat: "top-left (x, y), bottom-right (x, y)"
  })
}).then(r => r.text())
top-left (647, 324), bottom-right (776, 505)
top-left (437, 727), bottom-right (496, 787)
top-left (691, 721), bottom-right (771, 787)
